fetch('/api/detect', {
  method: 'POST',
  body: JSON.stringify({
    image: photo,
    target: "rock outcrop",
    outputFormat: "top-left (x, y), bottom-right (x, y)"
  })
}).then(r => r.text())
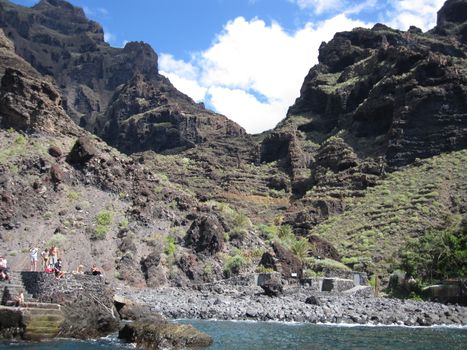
top-left (285, 7), bottom-right (466, 169)
top-left (0, 0), bottom-right (244, 153)
top-left (119, 321), bottom-right (213, 350)
top-left (184, 215), bottom-right (225, 256)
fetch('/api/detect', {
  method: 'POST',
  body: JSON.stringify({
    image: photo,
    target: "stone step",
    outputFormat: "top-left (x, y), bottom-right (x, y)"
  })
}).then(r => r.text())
top-left (22, 302), bottom-right (61, 310)
top-left (23, 314), bottom-right (64, 323)
top-left (23, 308), bottom-right (63, 317)
top-left (23, 329), bottom-right (60, 340)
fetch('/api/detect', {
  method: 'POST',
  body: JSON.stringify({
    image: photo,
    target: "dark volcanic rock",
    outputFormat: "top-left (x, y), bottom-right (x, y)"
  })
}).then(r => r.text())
top-left (272, 242), bottom-right (303, 279)
top-left (0, 68), bottom-right (80, 135)
top-left (118, 321), bottom-right (213, 350)
top-left (184, 215), bottom-right (225, 256)
top-left (308, 235), bottom-right (340, 260)
top-left (141, 251), bottom-right (167, 288)
top-left (433, 0), bottom-right (467, 41)
top-left (66, 136), bottom-right (99, 166)
top-left (286, 17), bottom-right (467, 169)
top-left (260, 278), bottom-right (284, 297)
top-left (0, 0), bottom-right (244, 154)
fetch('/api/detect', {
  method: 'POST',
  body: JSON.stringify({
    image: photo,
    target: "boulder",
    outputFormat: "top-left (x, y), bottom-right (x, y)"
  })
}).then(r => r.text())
top-left (184, 215), bottom-right (225, 255)
top-left (305, 295), bottom-right (322, 306)
top-left (66, 137), bottom-right (99, 166)
top-left (177, 253), bottom-right (204, 282)
top-left (308, 235), bottom-right (340, 260)
top-left (116, 302), bottom-right (165, 322)
top-left (272, 242), bottom-right (303, 279)
top-left (260, 278), bottom-right (284, 297)
top-left (259, 252), bottom-right (277, 270)
top-left (119, 321), bottom-right (213, 350)
top-left (48, 146), bottom-right (63, 158)
top-left (141, 251), bottom-right (167, 288)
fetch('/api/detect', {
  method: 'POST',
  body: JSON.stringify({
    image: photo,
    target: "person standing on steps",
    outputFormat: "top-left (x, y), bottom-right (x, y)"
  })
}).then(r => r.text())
top-left (0, 256), bottom-right (10, 283)
top-left (29, 246), bottom-right (39, 271)
top-left (49, 245), bottom-right (58, 267)
top-left (41, 248), bottom-right (49, 270)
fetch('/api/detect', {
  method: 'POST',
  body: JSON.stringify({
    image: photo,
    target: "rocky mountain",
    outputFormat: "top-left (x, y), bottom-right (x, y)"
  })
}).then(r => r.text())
top-left (0, 0), bottom-right (465, 288)
top-left (0, 0), bottom-right (244, 154)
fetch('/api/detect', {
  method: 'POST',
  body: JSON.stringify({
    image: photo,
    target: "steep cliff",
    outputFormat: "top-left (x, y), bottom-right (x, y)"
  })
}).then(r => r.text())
top-left (0, 0), bottom-right (244, 153)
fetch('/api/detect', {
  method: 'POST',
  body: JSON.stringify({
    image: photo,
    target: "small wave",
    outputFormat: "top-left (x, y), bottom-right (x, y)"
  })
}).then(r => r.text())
top-left (175, 318), bottom-right (467, 329)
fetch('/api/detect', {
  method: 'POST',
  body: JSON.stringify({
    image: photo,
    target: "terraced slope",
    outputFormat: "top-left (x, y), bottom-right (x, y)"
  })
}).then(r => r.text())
top-left (310, 150), bottom-right (466, 274)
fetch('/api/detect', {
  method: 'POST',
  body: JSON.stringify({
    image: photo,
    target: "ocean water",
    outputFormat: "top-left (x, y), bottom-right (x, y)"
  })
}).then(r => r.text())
top-left (0, 321), bottom-right (466, 350)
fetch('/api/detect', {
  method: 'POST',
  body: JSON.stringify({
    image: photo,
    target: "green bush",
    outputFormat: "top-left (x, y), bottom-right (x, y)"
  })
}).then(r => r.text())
top-left (96, 210), bottom-right (112, 226)
top-left (257, 224), bottom-right (278, 239)
top-left (47, 233), bottom-right (67, 248)
top-left (400, 218), bottom-right (467, 282)
top-left (67, 191), bottom-right (80, 201)
top-left (233, 211), bottom-right (251, 229)
top-left (290, 238), bottom-right (310, 262)
top-left (94, 225), bottom-right (108, 240)
top-left (256, 265), bottom-right (274, 273)
top-left (224, 254), bottom-right (246, 277)
top-left (119, 218), bottom-right (129, 230)
top-left (229, 227), bottom-right (247, 241)
top-left (203, 262), bottom-right (213, 277)
top-left (14, 135), bottom-right (27, 145)
top-left (277, 225), bottom-right (293, 239)
top-left (165, 236), bottom-right (176, 256)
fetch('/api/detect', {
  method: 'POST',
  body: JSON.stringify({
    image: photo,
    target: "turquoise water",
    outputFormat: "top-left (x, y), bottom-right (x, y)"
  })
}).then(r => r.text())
top-left (1, 321), bottom-right (466, 350)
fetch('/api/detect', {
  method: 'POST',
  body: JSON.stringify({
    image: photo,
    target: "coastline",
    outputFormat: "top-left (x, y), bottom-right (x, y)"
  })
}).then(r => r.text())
top-left (118, 285), bottom-right (467, 327)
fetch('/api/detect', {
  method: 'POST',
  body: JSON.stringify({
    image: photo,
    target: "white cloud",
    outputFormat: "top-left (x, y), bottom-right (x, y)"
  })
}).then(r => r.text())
top-left (387, 0), bottom-right (445, 31)
top-left (103, 31), bottom-right (116, 44)
top-left (291, 0), bottom-right (343, 14)
top-left (160, 15), bottom-right (368, 134)
top-left (207, 87), bottom-right (286, 134)
top-left (83, 6), bottom-right (109, 17)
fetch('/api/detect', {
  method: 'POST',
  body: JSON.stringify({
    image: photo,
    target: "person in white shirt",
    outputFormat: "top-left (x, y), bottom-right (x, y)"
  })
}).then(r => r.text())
top-left (0, 256), bottom-right (10, 283)
top-left (29, 247), bottom-right (39, 272)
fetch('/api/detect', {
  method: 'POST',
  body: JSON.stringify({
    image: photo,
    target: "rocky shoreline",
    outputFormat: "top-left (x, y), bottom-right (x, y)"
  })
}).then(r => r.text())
top-left (119, 285), bottom-right (467, 327)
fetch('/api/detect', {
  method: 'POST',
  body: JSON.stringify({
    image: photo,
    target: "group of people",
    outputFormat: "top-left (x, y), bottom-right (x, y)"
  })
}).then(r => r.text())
top-left (29, 245), bottom-right (62, 278)
top-left (29, 245), bottom-right (102, 279)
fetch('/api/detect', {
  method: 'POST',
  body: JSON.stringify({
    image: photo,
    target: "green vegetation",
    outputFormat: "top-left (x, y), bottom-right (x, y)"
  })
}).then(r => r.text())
top-left (223, 254), bottom-right (247, 277)
top-left (203, 262), bottom-right (213, 277)
top-left (165, 236), bottom-right (176, 256)
top-left (290, 238), bottom-right (311, 262)
top-left (93, 210), bottom-right (113, 240)
top-left (306, 257), bottom-right (351, 272)
top-left (96, 210), bottom-right (112, 226)
top-left (310, 150), bottom-right (467, 275)
top-left (399, 217), bottom-right (466, 282)
top-left (67, 191), bottom-right (80, 201)
top-left (47, 233), bottom-right (67, 248)
top-left (119, 218), bottom-right (129, 231)
top-left (256, 266), bottom-right (274, 273)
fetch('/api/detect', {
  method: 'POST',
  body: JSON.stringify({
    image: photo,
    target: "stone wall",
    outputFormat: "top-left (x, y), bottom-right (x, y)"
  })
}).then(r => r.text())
top-left (19, 272), bottom-right (119, 339)
top-left (20, 272), bottom-right (107, 303)
top-left (322, 269), bottom-right (368, 285)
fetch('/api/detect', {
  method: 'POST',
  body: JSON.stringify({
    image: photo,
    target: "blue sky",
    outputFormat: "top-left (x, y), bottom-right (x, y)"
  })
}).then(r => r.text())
top-left (11, 0), bottom-right (445, 133)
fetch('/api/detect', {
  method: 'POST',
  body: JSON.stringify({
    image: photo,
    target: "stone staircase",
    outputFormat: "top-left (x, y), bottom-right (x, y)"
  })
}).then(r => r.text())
top-left (0, 271), bottom-right (65, 340)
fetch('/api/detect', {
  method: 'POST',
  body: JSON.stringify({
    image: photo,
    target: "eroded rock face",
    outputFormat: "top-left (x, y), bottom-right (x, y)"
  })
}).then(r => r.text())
top-left (0, 68), bottom-right (80, 135)
top-left (141, 251), bottom-right (167, 288)
top-left (433, 0), bottom-right (467, 40)
top-left (0, 0), bottom-right (244, 154)
top-left (286, 17), bottom-right (467, 168)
